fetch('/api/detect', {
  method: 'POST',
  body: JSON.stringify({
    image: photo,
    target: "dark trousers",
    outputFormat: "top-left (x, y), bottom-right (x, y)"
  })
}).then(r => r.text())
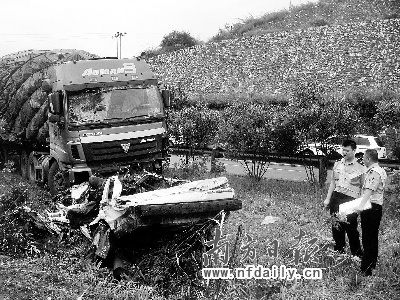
top-left (329, 191), bottom-right (363, 256)
top-left (360, 203), bottom-right (382, 275)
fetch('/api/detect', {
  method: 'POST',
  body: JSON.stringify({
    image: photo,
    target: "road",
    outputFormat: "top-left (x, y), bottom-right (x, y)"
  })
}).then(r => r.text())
top-left (169, 155), bottom-right (333, 182)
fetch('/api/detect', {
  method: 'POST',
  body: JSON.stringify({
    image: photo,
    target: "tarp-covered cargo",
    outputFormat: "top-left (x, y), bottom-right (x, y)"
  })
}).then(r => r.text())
top-left (0, 49), bottom-right (98, 147)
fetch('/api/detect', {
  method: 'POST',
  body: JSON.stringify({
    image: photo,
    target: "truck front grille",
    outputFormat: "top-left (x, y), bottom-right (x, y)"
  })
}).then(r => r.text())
top-left (82, 136), bottom-right (161, 162)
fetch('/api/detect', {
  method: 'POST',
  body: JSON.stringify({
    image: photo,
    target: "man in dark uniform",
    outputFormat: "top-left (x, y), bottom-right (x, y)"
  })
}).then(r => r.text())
top-left (324, 140), bottom-right (366, 257)
top-left (355, 149), bottom-right (387, 276)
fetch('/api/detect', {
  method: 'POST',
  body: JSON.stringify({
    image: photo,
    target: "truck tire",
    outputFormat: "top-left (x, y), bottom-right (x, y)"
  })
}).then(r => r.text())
top-left (20, 150), bottom-right (29, 180)
top-left (48, 162), bottom-right (70, 196)
top-left (28, 152), bottom-right (38, 183)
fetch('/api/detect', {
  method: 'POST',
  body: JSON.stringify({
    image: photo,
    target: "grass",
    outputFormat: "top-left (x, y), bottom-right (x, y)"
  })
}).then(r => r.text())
top-left (216, 176), bottom-right (400, 299)
top-left (0, 166), bottom-right (400, 299)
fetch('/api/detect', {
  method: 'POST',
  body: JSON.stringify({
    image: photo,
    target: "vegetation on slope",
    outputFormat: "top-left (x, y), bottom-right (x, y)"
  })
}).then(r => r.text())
top-left (210, 0), bottom-right (400, 42)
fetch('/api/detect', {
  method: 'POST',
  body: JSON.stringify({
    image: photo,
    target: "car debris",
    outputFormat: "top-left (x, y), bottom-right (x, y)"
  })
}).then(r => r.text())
top-left (22, 171), bottom-right (242, 281)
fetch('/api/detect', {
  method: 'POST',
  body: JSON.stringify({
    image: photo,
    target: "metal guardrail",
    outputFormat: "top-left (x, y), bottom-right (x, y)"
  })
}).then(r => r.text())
top-left (170, 147), bottom-right (400, 170)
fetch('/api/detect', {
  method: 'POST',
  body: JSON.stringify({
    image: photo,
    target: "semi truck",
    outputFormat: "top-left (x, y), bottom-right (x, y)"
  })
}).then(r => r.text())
top-left (0, 50), bottom-right (170, 195)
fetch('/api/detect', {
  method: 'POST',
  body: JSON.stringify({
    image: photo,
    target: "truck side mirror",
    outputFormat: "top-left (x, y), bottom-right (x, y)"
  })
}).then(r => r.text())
top-left (49, 92), bottom-right (62, 115)
top-left (161, 90), bottom-right (171, 108)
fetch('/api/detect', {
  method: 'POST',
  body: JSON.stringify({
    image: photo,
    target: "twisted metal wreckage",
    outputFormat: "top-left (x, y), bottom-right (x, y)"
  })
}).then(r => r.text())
top-left (24, 171), bottom-right (242, 279)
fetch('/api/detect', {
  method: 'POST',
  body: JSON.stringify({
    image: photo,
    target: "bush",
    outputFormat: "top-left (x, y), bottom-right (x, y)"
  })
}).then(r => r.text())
top-left (220, 103), bottom-right (274, 155)
top-left (346, 88), bottom-right (386, 134)
top-left (310, 18), bottom-right (330, 27)
top-left (160, 31), bottom-right (199, 52)
top-left (140, 48), bottom-right (163, 59)
top-left (169, 86), bottom-right (194, 110)
top-left (186, 93), bottom-right (290, 111)
top-left (209, 28), bottom-right (237, 42)
top-left (219, 103), bottom-right (275, 180)
top-left (375, 90), bottom-right (400, 159)
top-left (165, 157), bottom-right (208, 181)
top-left (168, 104), bottom-right (220, 162)
top-left (382, 13), bottom-right (400, 20)
top-left (383, 127), bottom-right (400, 160)
top-left (271, 109), bottom-right (301, 155)
top-left (375, 90), bottom-right (400, 128)
top-left (290, 82), bottom-right (358, 147)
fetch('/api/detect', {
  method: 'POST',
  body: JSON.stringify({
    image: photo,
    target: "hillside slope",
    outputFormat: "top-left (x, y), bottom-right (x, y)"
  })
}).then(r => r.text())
top-left (211, 0), bottom-right (400, 41)
top-left (149, 18), bottom-right (400, 97)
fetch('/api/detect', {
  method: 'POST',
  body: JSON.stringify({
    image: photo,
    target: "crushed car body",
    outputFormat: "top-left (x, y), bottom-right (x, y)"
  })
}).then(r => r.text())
top-left (42, 172), bottom-right (241, 278)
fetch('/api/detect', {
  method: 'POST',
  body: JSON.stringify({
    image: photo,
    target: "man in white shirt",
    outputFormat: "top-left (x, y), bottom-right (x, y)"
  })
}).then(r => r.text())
top-left (324, 140), bottom-right (366, 257)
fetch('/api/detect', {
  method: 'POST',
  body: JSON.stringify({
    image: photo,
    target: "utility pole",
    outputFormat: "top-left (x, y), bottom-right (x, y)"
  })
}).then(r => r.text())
top-left (113, 32), bottom-right (119, 58)
top-left (119, 32), bottom-right (126, 59)
top-left (113, 32), bottom-right (127, 59)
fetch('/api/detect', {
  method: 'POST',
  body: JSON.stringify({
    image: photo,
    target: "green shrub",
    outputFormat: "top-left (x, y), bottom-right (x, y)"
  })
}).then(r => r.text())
top-left (169, 86), bottom-right (194, 110)
top-left (140, 48), bottom-right (163, 59)
top-left (290, 81), bottom-right (358, 146)
top-left (375, 89), bottom-right (400, 128)
top-left (209, 28), bottom-right (239, 42)
top-left (382, 12), bottom-right (400, 20)
top-left (290, 2), bottom-right (317, 14)
top-left (165, 156), bottom-right (208, 181)
top-left (219, 103), bottom-right (275, 180)
top-left (168, 104), bottom-right (220, 162)
top-left (207, 0), bottom-right (397, 41)
top-left (160, 30), bottom-right (199, 52)
top-left (383, 127), bottom-right (400, 160)
top-left (271, 109), bottom-right (301, 155)
top-left (310, 18), bottom-right (330, 27)
top-left (346, 88), bottom-right (382, 134)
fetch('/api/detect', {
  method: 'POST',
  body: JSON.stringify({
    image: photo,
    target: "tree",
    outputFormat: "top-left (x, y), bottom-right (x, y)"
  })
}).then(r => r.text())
top-left (375, 90), bottom-right (400, 160)
top-left (160, 31), bottom-right (198, 52)
top-left (219, 103), bottom-right (274, 181)
top-left (271, 107), bottom-right (301, 156)
top-left (168, 104), bottom-right (220, 163)
top-left (290, 82), bottom-right (358, 150)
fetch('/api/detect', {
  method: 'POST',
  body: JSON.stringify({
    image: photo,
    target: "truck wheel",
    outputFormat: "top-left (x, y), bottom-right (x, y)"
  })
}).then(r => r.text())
top-left (48, 162), bottom-right (70, 196)
top-left (28, 153), bottom-right (38, 183)
top-left (20, 150), bottom-right (29, 180)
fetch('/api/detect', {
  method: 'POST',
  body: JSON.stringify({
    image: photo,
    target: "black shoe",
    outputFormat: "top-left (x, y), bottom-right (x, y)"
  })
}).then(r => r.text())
top-left (352, 250), bottom-right (363, 259)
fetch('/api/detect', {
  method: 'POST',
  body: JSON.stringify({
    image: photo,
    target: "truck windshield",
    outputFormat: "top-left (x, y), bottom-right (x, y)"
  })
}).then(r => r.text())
top-left (68, 85), bottom-right (163, 124)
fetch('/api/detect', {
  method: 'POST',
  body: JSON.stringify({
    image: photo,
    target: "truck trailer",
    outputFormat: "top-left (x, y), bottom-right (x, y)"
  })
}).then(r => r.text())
top-left (0, 50), bottom-right (170, 195)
